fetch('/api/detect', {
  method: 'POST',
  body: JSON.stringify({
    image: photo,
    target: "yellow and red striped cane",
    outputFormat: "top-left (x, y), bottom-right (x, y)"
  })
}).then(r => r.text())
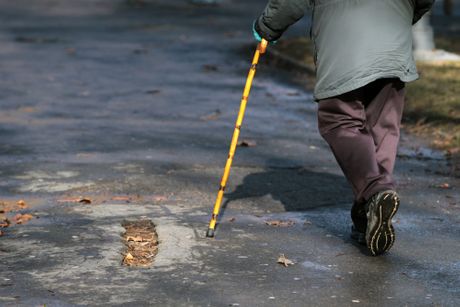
top-left (206, 39), bottom-right (269, 238)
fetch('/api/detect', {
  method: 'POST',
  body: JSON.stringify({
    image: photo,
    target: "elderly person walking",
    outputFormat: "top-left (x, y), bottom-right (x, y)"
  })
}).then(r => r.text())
top-left (253, 0), bottom-right (434, 256)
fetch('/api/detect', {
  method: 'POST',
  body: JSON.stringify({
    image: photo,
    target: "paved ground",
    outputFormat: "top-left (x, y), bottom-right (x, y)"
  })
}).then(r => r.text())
top-left (0, 1), bottom-right (459, 306)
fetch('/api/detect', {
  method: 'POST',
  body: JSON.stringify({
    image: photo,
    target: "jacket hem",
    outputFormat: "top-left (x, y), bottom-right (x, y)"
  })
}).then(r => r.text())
top-left (314, 72), bottom-right (419, 101)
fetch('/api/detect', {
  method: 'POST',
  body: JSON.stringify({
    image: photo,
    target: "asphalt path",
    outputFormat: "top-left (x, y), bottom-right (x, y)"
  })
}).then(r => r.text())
top-left (0, 1), bottom-right (458, 306)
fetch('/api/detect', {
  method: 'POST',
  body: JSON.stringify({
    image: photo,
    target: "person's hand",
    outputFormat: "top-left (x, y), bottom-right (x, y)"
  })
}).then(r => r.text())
top-left (253, 21), bottom-right (276, 44)
top-left (252, 21), bottom-right (263, 42)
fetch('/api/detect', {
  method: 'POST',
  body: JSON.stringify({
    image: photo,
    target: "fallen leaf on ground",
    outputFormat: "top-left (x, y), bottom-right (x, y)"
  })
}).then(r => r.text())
top-left (126, 236), bottom-right (144, 242)
top-left (238, 140), bottom-right (257, 147)
top-left (277, 254), bottom-right (294, 267)
top-left (112, 196), bottom-right (131, 202)
top-left (153, 195), bottom-right (168, 202)
top-left (146, 89), bottom-right (161, 95)
top-left (436, 183), bottom-right (451, 189)
top-left (200, 109), bottom-right (221, 121)
top-left (57, 197), bottom-right (92, 204)
top-left (79, 198), bottom-right (92, 204)
top-left (202, 64), bottom-right (218, 72)
top-left (15, 36), bottom-right (60, 44)
top-left (76, 152), bottom-right (96, 158)
top-left (66, 47), bottom-right (76, 55)
top-left (265, 220), bottom-right (295, 227)
top-left (17, 200), bottom-right (28, 209)
top-left (123, 253), bottom-right (134, 263)
top-left (0, 200), bottom-right (25, 213)
top-left (0, 219), bottom-right (11, 228)
top-left (13, 214), bottom-right (33, 224)
top-left (224, 32), bottom-right (237, 37)
top-left (18, 106), bottom-right (37, 113)
top-left (133, 48), bottom-right (148, 54)
top-left (228, 217), bottom-right (236, 223)
top-left (446, 147), bottom-right (460, 156)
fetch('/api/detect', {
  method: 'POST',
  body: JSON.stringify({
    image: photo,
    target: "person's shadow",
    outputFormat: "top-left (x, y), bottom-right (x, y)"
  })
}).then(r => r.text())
top-left (223, 166), bottom-right (351, 212)
top-left (218, 165), bottom-right (367, 249)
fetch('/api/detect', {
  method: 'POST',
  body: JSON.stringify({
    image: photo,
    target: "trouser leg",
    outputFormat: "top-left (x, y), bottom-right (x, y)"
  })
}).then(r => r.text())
top-left (317, 79), bottom-right (405, 208)
top-left (364, 79), bottom-right (405, 181)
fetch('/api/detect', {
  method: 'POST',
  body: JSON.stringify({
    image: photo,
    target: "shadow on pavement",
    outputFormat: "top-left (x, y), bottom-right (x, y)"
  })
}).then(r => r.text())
top-left (223, 167), bottom-right (350, 212)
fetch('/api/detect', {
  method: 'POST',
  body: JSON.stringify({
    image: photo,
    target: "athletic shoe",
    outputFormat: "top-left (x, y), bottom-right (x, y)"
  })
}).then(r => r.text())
top-left (365, 190), bottom-right (400, 256)
top-left (350, 201), bottom-right (367, 245)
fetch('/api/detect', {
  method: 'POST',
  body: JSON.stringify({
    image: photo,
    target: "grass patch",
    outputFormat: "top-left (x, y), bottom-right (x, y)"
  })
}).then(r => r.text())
top-left (405, 62), bottom-right (460, 150)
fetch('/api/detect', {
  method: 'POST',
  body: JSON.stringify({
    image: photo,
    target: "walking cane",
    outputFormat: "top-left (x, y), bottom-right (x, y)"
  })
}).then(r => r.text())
top-left (206, 39), bottom-right (269, 238)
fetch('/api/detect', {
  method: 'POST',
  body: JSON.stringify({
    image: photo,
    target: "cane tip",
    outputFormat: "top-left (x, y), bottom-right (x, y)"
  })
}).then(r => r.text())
top-left (206, 228), bottom-right (215, 238)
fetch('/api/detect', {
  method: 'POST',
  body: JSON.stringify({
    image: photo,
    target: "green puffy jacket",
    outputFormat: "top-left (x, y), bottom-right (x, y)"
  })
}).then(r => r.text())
top-left (255, 0), bottom-right (435, 100)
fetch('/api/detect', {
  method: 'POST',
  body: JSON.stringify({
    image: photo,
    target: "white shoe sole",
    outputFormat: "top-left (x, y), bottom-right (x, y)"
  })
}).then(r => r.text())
top-left (366, 191), bottom-right (400, 256)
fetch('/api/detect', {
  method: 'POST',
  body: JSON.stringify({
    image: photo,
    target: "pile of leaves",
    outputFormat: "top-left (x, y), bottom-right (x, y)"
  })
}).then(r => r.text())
top-left (0, 200), bottom-right (34, 236)
top-left (122, 219), bottom-right (158, 267)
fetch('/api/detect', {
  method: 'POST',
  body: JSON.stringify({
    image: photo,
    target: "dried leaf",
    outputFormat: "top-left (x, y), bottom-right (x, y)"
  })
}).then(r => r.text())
top-left (436, 183), bottom-right (451, 189)
top-left (57, 197), bottom-right (92, 204)
top-left (153, 195), bottom-right (167, 202)
top-left (17, 200), bottom-right (28, 209)
top-left (133, 48), bottom-right (148, 54)
top-left (0, 219), bottom-right (9, 228)
top-left (66, 47), bottom-right (76, 55)
top-left (277, 254), bottom-right (294, 267)
top-left (200, 109), bottom-right (221, 121)
top-left (126, 236), bottom-right (144, 242)
top-left (79, 198), bottom-right (92, 204)
top-left (112, 196), bottom-right (131, 202)
top-left (146, 89), bottom-right (161, 95)
top-left (446, 147), bottom-right (460, 156)
top-left (238, 140), bottom-right (257, 147)
top-left (202, 64), bottom-right (218, 72)
top-left (18, 106), bottom-right (37, 113)
top-left (124, 253), bottom-right (134, 263)
top-left (0, 201), bottom-right (22, 213)
top-left (265, 220), bottom-right (295, 227)
top-left (15, 36), bottom-right (60, 44)
top-left (228, 217), bottom-right (236, 223)
top-left (13, 213), bottom-right (33, 225)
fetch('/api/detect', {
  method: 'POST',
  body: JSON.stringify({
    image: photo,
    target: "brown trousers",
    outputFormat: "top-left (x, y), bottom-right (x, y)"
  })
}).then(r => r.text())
top-left (317, 78), bottom-right (405, 207)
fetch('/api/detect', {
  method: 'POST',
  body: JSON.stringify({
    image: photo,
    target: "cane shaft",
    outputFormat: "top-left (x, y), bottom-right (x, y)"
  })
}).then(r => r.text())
top-left (207, 40), bottom-right (268, 234)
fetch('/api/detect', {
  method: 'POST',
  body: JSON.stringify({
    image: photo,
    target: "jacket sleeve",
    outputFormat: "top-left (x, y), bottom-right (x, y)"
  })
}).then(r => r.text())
top-left (255, 0), bottom-right (311, 42)
top-left (413, 0), bottom-right (435, 24)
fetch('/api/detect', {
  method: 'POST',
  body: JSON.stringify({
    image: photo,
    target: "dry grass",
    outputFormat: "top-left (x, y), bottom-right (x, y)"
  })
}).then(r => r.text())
top-left (405, 62), bottom-right (460, 150)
